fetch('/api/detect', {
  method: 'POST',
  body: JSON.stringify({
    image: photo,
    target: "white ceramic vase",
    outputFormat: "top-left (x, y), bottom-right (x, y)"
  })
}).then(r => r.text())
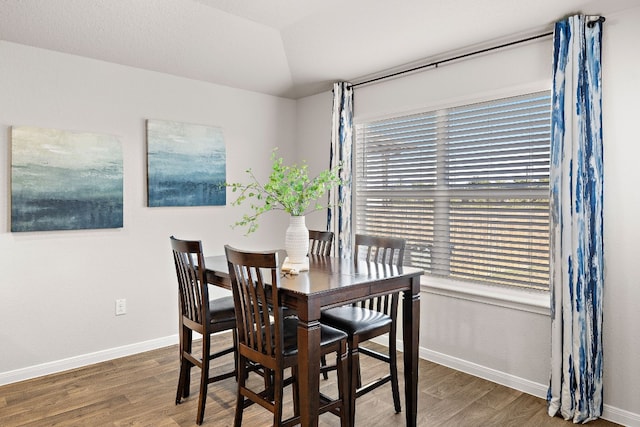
top-left (285, 215), bottom-right (309, 264)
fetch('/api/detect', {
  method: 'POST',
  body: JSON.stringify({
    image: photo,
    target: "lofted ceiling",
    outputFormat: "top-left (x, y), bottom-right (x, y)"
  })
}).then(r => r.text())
top-left (0, 0), bottom-right (636, 99)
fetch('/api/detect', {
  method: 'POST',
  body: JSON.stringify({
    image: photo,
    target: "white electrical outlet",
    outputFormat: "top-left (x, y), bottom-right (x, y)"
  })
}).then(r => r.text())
top-left (115, 298), bottom-right (127, 315)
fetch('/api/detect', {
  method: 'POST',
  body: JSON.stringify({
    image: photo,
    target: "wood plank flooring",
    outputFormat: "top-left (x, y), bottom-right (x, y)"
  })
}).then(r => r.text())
top-left (0, 332), bottom-right (620, 426)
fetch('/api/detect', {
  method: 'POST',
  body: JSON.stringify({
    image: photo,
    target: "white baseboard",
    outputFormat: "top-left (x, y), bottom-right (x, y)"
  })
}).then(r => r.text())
top-left (420, 347), bottom-right (640, 427)
top-left (420, 347), bottom-right (548, 397)
top-left (0, 335), bottom-right (178, 387)
top-left (602, 405), bottom-right (640, 427)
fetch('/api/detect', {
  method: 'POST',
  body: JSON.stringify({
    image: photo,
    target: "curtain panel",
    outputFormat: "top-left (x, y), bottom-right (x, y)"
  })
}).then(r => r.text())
top-left (547, 15), bottom-right (604, 424)
top-left (327, 82), bottom-right (354, 258)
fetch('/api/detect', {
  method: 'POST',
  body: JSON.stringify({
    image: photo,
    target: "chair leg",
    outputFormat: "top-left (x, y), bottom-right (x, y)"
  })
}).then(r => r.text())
top-left (176, 358), bottom-right (186, 404)
top-left (196, 335), bottom-right (211, 425)
top-left (234, 356), bottom-right (247, 427)
top-left (389, 330), bottom-right (401, 413)
top-left (320, 355), bottom-right (329, 380)
top-left (291, 366), bottom-right (300, 417)
top-left (232, 328), bottom-right (239, 380)
top-left (264, 368), bottom-right (274, 401)
top-left (336, 343), bottom-right (349, 427)
top-left (176, 326), bottom-right (193, 403)
top-left (347, 343), bottom-right (359, 427)
top-left (272, 368), bottom-right (285, 426)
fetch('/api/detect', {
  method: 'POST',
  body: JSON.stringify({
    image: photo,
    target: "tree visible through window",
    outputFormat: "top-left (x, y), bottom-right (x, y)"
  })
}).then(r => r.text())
top-left (355, 91), bottom-right (550, 290)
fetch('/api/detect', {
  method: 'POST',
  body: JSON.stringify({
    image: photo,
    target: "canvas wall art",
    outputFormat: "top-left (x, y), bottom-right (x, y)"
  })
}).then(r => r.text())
top-left (11, 126), bottom-right (124, 232)
top-left (147, 119), bottom-right (226, 207)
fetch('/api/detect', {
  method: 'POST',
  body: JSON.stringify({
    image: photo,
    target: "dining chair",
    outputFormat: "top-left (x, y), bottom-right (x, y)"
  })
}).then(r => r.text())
top-left (170, 236), bottom-right (237, 425)
top-left (225, 245), bottom-right (350, 427)
top-left (308, 229), bottom-right (334, 256)
top-left (320, 233), bottom-right (406, 425)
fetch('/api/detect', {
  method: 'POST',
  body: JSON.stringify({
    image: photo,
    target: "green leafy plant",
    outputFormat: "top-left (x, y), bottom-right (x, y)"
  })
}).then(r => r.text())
top-left (227, 149), bottom-right (343, 234)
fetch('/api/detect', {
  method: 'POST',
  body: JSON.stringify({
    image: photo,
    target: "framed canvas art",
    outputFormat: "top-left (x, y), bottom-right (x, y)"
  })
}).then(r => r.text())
top-left (11, 126), bottom-right (124, 232)
top-left (146, 119), bottom-right (226, 207)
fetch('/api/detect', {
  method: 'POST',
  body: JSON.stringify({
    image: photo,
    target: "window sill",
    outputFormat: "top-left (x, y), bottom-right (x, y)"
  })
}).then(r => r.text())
top-left (421, 276), bottom-right (550, 316)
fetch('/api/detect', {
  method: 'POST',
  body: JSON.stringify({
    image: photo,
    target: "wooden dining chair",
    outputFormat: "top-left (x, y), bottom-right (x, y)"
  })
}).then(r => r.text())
top-left (225, 245), bottom-right (350, 427)
top-left (170, 236), bottom-right (237, 425)
top-left (320, 234), bottom-right (406, 425)
top-left (308, 229), bottom-right (334, 256)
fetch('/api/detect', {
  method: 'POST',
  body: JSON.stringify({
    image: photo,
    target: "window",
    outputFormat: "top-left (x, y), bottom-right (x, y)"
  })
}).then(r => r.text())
top-left (355, 91), bottom-right (551, 290)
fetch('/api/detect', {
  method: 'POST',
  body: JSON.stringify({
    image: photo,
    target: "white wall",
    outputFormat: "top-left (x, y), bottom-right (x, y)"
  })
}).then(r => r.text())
top-left (0, 41), bottom-right (295, 380)
top-left (294, 91), bottom-right (334, 231)
top-left (296, 6), bottom-right (640, 425)
top-left (600, 6), bottom-right (640, 420)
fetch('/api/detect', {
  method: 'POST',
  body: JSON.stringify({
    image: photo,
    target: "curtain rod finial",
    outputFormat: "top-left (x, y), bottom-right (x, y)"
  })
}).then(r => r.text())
top-left (587, 16), bottom-right (605, 27)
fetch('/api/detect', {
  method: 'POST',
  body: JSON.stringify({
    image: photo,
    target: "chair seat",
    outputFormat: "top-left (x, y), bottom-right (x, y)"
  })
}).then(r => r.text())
top-left (282, 317), bottom-right (348, 357)
top-left (321, 306), bottom-right (392, 336)
top-left (208, 295), bottom-right (235, 323)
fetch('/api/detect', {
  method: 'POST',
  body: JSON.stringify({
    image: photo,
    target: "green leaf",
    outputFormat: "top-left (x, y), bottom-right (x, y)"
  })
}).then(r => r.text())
top-left (226, 148), bottom-right (344, 234)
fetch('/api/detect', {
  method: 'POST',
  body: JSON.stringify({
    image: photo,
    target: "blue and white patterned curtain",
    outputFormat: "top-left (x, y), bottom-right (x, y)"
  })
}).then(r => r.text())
top-left (547, 15), bottom-right (604, 424)
top-left (327, 82), bottom-right (353, 258)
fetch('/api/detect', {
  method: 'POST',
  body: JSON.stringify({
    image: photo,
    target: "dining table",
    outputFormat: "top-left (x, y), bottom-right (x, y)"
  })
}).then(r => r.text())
top-left (204, 252), bottom-right (423, 427)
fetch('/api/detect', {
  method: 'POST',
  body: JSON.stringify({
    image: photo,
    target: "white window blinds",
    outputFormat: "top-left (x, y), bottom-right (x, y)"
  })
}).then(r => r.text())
top-left (355, 91), bottom-right (551, 290)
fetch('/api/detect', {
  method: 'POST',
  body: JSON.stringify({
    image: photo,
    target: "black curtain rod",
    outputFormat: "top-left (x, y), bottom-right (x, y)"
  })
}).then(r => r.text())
top-left (352, 31), bottom-right (553, 88)
top-left (352, 16), bottom-right (606, 89)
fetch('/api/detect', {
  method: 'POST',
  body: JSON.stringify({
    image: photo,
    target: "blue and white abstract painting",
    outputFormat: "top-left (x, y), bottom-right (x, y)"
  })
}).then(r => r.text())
top-left (11, 126), bottom-right (123, 232)
top-left (147, 119), bottom-right (226, 207)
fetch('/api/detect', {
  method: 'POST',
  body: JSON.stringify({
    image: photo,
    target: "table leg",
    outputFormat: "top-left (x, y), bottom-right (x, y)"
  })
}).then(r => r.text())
top-left (297, 316), bottom-right (321, 427)
top-left (403, 278), bottom-right (420, 427)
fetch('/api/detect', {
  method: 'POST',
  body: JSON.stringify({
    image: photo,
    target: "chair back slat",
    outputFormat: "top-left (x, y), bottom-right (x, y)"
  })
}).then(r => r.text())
top-left (309, 230), bottom-right (334, 256)
top-left (354, 234), bottom-right (406, 316)
top-left (358, 237), bottom-right (405, 268)
top-left (171, 237), bottom-right (209, 326)
top-left (226, 246), bottom-right (283, 360)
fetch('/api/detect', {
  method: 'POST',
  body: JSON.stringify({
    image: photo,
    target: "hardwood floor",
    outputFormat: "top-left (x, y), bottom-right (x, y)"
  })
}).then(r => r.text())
top-left (0, 332), bottom-right (620, 426)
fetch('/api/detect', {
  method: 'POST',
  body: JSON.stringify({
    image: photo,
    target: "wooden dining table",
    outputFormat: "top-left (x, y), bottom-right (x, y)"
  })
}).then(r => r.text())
top-left (204, 253), bottom-right (423, 426)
